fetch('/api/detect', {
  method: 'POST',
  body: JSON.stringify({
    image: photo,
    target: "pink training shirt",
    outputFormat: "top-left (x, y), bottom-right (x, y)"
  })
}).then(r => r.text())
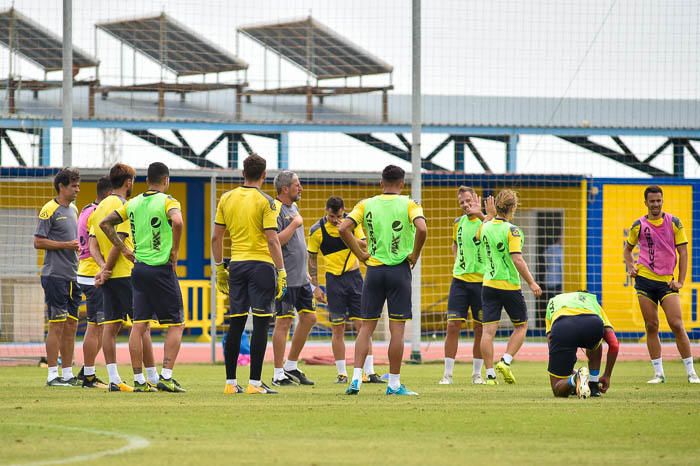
top-left (637, 213), bottom-right (677, 276)
top-left (78, 202), bottom-right (98, 261)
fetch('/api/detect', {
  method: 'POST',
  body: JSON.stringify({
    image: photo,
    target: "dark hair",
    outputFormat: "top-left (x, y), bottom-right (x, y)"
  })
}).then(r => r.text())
top-left (147, 162), bottom-right (170, 184)
top-left (109, 163), bottom-right (136, 189)
top-left (644, 185), bottom-right (663, 200)
top-left (382, 165), bottom-right (405, 184)
top-left (53, 167), bottom-right (80, 193)
top-left (96, 176), bottom-right (112, 198)
top-left (243, 154), bottom-right (266, 181)
top-left (326, 196), bottom-right (344, 212)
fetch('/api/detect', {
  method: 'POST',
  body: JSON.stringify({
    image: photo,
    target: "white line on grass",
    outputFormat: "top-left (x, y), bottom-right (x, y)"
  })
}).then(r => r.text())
top-left (7, 424), bottom-right (150, 466)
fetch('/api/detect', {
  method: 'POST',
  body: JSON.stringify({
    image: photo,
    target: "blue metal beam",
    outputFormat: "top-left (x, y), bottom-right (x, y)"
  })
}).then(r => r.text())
top-left (40, 128), bottom-right (51, 166)
top-left (673, 140), bottom-right (685, 177)
top-left (453, 138), bottom-right (464, 172)
top-left (506, 134), bottom-right (518, 173)
top-left (278, 132), bottom-right (289, 169)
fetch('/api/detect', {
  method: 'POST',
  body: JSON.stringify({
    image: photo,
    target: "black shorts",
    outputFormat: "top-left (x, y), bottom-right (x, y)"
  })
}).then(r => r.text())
top-left (131, 262), bottom-right (184, 325)
top-left (447, 278), bottom-right (482, 322)
top-left (361, 261), bottom-right (412, 321)
top-left (326, 269), bottom-right (363, 325)
top-left (548, 314), bottom-right (605, 378)
top-left (82, 284), bottom-right (104, 325)
top-left (634, 275), bottom-right (677, 305)
top-left (101, 277), bottom-right (133, 324)
top-left (228, 261), bottom-right (276, 318)
top-left (276, 283), bottom-right (316, 318)
top-left (481, 286), bottom-right (528, 325)
top-left (41, 276), bottom-right (81, 322)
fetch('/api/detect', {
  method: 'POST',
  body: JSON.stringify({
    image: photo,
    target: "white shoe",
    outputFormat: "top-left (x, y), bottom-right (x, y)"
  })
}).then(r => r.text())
top-left (576, 367), bottom-right (591, 399)
top-left (471, 374), bottom-right (485, 385)
top-left (647, 374), bottom-right (666, 384)
top-left (438, 375), bottom-right (453, 385)
top-left (688, 373), bottom-right (700, 384)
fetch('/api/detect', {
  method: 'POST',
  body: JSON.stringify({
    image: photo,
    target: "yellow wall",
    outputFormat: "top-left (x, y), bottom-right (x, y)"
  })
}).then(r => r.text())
top-left (602, 184), bottom-right (695, 332)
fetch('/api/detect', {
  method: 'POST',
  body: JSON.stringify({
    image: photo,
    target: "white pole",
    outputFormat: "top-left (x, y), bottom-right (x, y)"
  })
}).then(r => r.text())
top-left (410, 0), bottom-right (422, 363)
top-left (210, 174), bottom-right (218, 363)
top-left (62, 0), bottom-right (73, 166)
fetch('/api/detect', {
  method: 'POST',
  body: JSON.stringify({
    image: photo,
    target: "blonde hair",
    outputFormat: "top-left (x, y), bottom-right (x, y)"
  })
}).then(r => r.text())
top-left (495, 189), bottom-right (519, 217)
top-left (457, 185), bottom-right (475, 196)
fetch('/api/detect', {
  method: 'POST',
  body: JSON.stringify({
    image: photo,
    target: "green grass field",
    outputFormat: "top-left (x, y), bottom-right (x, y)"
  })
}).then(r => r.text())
top-left (2, 361), bottom-right (699, 466)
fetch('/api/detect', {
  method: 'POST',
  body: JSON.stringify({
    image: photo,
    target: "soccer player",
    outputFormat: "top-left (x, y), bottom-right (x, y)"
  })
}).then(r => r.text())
top-left (212, 153), bottom-right (286, 395)
top-left (623, 185), bottom-right (699, 384)
top-left (546, 291), bottom-right (619, 398)
top-left (34, 168), bottom-right (81, 386)
top-left (476, 189), bottom-right (542, 385)
top-left (340, 165), bottom-right (427, 396)
top-left (100, 162), bottom-right (186, 392)
top-left (77, 176), bottom-right (111, 388)
top-left (271, 171), bottom-right (317, 386)
top-left (440, 187), bottom-right (494, 385)
top-left (308, 196), bottom-right (384, 384)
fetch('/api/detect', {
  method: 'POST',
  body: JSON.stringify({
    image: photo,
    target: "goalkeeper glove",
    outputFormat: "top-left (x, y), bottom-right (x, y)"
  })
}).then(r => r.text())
top-left (215, 262), bottom-right (229, 295)
top-left (276, 268), bottom-right (288, 300)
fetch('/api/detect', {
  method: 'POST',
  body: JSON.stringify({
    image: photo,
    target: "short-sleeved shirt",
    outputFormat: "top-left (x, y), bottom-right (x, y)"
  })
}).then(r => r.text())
top-left (78, 202), bottom-right (100, 279)
top-left (89, 194), bottom-right (134, 279)
top-left (626, 214), bottom-right (688, 282)
top-left (545, 291), bottom-right (614, 334)
top-left (215, 186), bottom-right (279, 264)
top-left (34, 199), bottom-right (79, 280)
top-left (308, 218), bottom-right (365, 276)
top-left (475, 219), bottom-right (523, 290)
top-left (347, 194), bottom-right (424, 267)
top-left (275, 200), bottom-right (308, 287)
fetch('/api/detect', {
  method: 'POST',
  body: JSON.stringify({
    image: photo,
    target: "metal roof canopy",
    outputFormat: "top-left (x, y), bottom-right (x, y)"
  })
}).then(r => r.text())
top-left (0, 8), bottom-right (97, 72)
top-left (238, 16), bottom-right (393, 80)
top-left (96, 13), bottom-right (248, 77)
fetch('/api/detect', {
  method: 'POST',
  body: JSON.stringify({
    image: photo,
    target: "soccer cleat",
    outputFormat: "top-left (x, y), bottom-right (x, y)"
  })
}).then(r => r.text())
top-left (472, 374), bottom-right (486, 385)
top-left (495, 360), bottom-right (516, 384)
top-left (335, 374), bottom-right (349, 384)
top-left (61, 377), bottom-right (82, 387)
top-left (688, 373), bottom-right (700, 384)
top-left (647, 374), bottom-right (666, 384)
top-left (76, 367), bottom-right (85, 382)
top-left (589, 381), bottom-right (602, 397)
top-left (134, 381), bottom-right (159, 392)
top-left (438, 375), bottom-right (453, 385)
top-left (223, 383), bottom-right (244, 394)
top-left (271, 376), bottom-right (297, 387)
top-left (245, 382), bottom-right (278, 394)
top-left (284, 369), bottom-right (315, 385)
top-left (82, 374), bottom-right (108, 389)
top-left (386, 384), bottom-right (418, 396)
top-left (157, 376), bottom-right (186, 393)
top-left (345, 379), bottom-right (361, 395)
top-left (46, 376), bottom-right (71, 387)
top-left (576, 367), bottom-right (591, 399)
top-left (365, 373), bottom-right (386, 384)
top-left (108, 382), bottom-right (134, 392)
top-left (485, 375), bottom-right (498, 385)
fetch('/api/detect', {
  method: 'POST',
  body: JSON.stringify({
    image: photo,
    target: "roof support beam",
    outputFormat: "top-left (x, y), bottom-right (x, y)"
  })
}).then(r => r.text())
top-left (346, 133), bottom-right (446, 171)
top-left (642, 139), bottom-right (672, 164)
top-left (124, 129), bottom-right (221, 168)
top-left (0, 129), bottom-right (26, 166)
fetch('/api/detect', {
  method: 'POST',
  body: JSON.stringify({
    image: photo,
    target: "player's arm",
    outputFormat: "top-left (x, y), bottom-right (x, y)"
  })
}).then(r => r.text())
top-left (33, 236), bottom-right (79, 251)
top-left (511, 253), bottom-right (542, 297)
top-left (100, 211), bottom-right (134, 264)
top-left (451, 241), bottom-right (457, 256)
top-left (465, 194), bottom-right (485, 220)
top-left (623, 222), bottom-right (639, 277)
top-left (407, 217), bottom-right (427, 268)
top-left (264, 229), bottom-right (285, 269)
top-left (308, 252), bottom-right (327, 303)
top-left (211, 224), bottom-right (225, 264)
top-left (599, 327), bottom-right (620, 393)
top-left (89, 236), bottom-right (105, 268)
top-left (168, 208), bottom-right (183, 272)
top-left (339, 218), bottom-right (368, 263)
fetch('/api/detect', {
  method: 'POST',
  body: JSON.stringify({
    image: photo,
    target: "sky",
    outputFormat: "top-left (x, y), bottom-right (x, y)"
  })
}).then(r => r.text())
top-left (0, 0), bottom-right (698, 177)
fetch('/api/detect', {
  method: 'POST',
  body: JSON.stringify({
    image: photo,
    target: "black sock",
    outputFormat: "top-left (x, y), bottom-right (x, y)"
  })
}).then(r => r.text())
top-left (250, 315), bottom-right (271, 381)
top-left (224, 316), bottom-right (247, 380)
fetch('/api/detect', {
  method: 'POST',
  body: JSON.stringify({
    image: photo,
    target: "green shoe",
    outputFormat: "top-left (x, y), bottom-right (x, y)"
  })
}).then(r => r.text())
top-left (495, 360), bottom-right (516, 384)
top-left (134, 381), bottom-right (159, 392)
top-left (157, 376), bottom-right (186, 393)
top-left (485, 376), bottom-right (498, 385)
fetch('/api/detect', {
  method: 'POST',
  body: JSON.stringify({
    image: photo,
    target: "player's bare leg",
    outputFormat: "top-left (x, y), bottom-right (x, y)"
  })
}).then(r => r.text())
top-left (638, 295), bottom-right (667, 382)
top-left (82, 323), bottom-right (103, 369)
top-left (331, 323), bottom-right (347, 382)
top-left (59, 317), bottom-right (78, 379)
top-left (660, 294), bottom-right (698, 381)
top-left (440, 320), bottom-right (461, 384)
top-left (480, 322), bottom-right (499, 383)
top-left (287, 311), bottom-right (316, 361)
top-left (272, 317), bottom-right (295, 384)
top-left (128, 322), bottom-right (149, 382)
top-left (505, 322), bottom-right (528, 358)
top-left (472, 321), bottom-right (485, 383)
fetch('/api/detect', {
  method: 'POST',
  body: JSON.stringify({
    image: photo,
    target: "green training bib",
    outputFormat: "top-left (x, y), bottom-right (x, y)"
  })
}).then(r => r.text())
top-left (453, 215), bottom-right (484, 277)
top-left (126, 192), bottom-right (173, 266)
top-left (363, 195), bottom-right (415, 266)
top-left (479, 220), bottom-right (522, 286)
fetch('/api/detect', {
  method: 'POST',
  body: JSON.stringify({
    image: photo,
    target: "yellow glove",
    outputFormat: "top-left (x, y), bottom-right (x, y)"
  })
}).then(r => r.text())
top-left (276, 268), bottom-right (287, 300)
top-left (215, 262), bottom-right (229, 295)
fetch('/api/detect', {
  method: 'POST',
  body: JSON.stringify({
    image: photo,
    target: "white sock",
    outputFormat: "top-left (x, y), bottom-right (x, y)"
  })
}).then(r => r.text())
top-left (590, 374), bottom-right (600, 383)
top-left (473, 358), bottom-right (484, 375)
top-left (363, 355), bottom-right (375, 375)
top-left (283, 360), bottom-right (298, 372)
top-left (134, 372), bottom-right (146, 384)
top-left (502, 353), bottom-right (514, 365)
top-left (352, 367), bottom-right (363, 386)
top-left (335, 359), bottom-right (347, 376)
top-left (651, 358), bottom-right (664, 376)
top-left (486, 368), bottom-right (496, 378)
top-left (226, 379), bottom-right (237, 386)
top-left (249, 379), bottom-right (262, 387)
top-left (48, 366), bottom-right (59, 382)
top-left (161, 368), bottom-right (173, 380)
top-left (106, 363), bottom-right (122, 384)
top-left (62, 367), bottom-right (74, 380)
top-left (682, 357), bottom-right (696, 375)
top-left (84, 366), bottom-right (96, 376)
top-left (146, 367), bottom-right (159, 384)
top-left (444, 357), bottom-right (455, 377)
top-left (388, 373), bottom-right (401, 390)
top-left (274, 367), bottom-right (286, 380)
